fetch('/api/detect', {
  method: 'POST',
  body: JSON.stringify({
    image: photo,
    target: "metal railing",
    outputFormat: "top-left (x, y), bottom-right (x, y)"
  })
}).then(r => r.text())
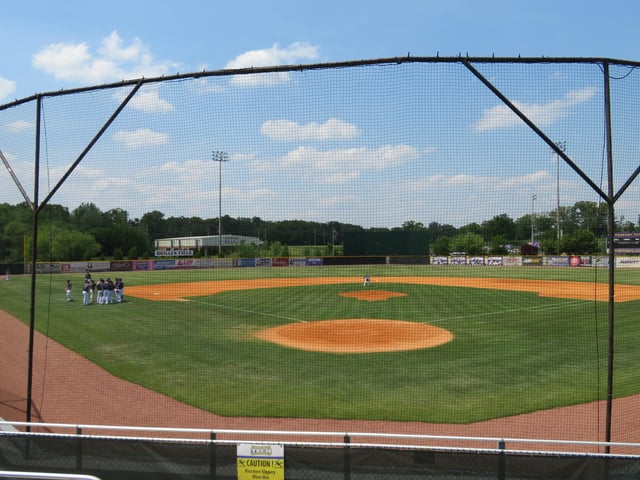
top-left (0, 472), bottom-right (100, 480)
top-left (2, 421), bottom-right (640, 480)
top-left (3, 420), bottom-right (640, 456)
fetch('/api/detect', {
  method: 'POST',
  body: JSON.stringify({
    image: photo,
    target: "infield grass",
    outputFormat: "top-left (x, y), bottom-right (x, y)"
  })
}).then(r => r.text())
top-left (1, 264), bottom-right (639, 423)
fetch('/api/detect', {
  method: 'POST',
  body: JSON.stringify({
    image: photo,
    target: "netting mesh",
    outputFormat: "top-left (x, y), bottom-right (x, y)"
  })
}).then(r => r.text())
top-left (3, 61), bottom-right (633, 224)
top-left (2, 58), bottom-right (640, 448)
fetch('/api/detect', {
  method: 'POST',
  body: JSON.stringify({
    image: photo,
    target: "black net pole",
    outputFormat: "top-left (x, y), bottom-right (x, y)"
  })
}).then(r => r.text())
top-left (26, 95), bottom-right (42, 427)
top-left (603, 61), bottom-right (615, 456)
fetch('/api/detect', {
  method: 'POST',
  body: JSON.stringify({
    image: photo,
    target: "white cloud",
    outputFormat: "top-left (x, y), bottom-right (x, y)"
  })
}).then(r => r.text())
top-left (319, 194), bottom-right (359, 208)
top-left (226, 42), bottom-right (319, 69)
top-left (32, 31), bottom-right (173, 85)
top-left (6, 119), bottom-right (33, 133)
top-left (279, 144), bottom-right (419, 183)
top-left (192, 78), bottom-right (225, 94)
top-left (0, 76), bottom-right (16, 102)
top-left (114, 87), bottom-right (173, 113)
top-left (474, 87), bottom-right (596, 131)
top-left (261, 118), bottom-right (360, 141)
top-left (502, 170), bottom-right (550, 186)
top-left (225, 43), bottom-right (319, 86)
top-left (112, 128), bottom-right (169, 148)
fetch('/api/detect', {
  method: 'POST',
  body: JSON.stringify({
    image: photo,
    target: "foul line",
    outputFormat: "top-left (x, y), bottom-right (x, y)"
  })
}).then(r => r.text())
top-left (429, 300), bottom-right (585, 325)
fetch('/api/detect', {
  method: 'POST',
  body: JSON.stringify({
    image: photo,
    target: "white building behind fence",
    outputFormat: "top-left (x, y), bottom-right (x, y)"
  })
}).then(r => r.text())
top-left (154, 235), bottom-right (262, 256)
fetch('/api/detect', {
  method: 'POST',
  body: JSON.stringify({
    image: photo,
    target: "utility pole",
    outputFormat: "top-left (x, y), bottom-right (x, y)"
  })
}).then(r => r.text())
top-left (531, 194), bottom-right (536, 243)
top-left (211, 150), bottom-right (228, 256)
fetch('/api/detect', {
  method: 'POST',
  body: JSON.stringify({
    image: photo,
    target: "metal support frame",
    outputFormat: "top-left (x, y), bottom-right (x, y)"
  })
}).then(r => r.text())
top-left (462, 59), bottom-right (622, 451)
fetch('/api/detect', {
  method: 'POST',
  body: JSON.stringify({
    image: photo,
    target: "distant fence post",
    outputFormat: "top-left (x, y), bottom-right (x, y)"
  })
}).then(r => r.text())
top-left (498, 439), bottom-right (505, 480)
top-left (209, 431), bottom-right (216, 479)
top-left (76, 426), bottom-right (83, 471)
top-left (343, 434), bottom-right (351, 480)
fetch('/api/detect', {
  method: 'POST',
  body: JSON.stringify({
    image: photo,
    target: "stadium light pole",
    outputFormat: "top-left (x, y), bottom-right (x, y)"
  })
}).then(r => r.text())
top-left (554, 141), bottom-right (566, 243)
top-left (212, 150), bottom-right (228, 256)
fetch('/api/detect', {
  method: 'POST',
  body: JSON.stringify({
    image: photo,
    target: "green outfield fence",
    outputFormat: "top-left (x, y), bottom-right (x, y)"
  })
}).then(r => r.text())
top-left (3, 56), bottom-right (640, 478)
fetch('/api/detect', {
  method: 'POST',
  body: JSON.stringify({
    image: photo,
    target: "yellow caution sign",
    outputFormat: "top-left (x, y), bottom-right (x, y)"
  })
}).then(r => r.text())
top-left (237, 444), bottom-right (284, 480)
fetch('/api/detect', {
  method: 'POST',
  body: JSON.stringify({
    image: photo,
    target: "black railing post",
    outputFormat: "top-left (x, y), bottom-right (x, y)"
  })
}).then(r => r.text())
top-left (76, 426), bottom-right (83, 471)
top-left (210, 431), bottom-right (217, 479)
top-left (498, 440), bottom-right (505, 480)
top-left (344, 435), bottom-right (351, 480)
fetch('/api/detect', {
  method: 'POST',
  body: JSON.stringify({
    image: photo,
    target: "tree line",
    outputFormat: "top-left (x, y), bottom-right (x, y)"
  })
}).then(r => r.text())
top-left (0, 200), bottom-right (631, 262)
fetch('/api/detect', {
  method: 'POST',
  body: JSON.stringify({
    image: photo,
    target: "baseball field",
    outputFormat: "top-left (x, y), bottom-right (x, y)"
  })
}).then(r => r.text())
top-left (1, 264), bottom-right (639, 426)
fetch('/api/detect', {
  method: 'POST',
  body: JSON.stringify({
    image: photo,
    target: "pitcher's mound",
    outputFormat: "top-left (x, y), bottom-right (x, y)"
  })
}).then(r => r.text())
top-left (254, 319), bottom-right (453, 353)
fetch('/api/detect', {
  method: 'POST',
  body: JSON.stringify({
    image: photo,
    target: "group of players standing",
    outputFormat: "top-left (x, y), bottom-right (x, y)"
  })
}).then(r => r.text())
top-left (66, 271), bottom-right (125, 306)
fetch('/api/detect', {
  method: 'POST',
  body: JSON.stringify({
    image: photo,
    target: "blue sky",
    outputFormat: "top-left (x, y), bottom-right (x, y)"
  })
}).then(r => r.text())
top-left (2, 0), bottom-right (638, 102)
top-left (1, 0), bottom-right (640, 229)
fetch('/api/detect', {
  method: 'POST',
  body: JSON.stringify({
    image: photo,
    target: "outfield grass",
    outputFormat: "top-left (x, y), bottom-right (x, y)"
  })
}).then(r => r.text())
top-left (1, 264), bottom-right (638, 423)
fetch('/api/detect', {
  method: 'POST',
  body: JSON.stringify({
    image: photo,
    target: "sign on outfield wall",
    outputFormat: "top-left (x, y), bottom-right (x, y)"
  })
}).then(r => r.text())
top-left (154, 249), bottom-right (194, 257)
top-left (617, 256), bottom-right (640, 268)
top-left (237, 443), bottom-right (284, 480)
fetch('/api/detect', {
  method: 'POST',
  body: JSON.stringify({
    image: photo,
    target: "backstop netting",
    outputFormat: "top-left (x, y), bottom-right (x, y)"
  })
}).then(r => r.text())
top-left (1, 57), bottom-right (640, 450)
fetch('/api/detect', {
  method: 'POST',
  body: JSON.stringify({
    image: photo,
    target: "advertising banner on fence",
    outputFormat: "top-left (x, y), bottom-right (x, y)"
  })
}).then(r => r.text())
top-left (580, 256), bottom-right (592, 266)
top-left (545, 256), bottom-right (570, 267)
top-left (213, 258), bottom-right (234, 269)
top-left (34, 263), bottom-right (62, 274)
top-left (133, 260), bottom-right (153, 271)
top-left (255, 258), bottom-right (273, 267)
top-left (193, 258), bottom-right (215, 269)
top-left (86, 261), bottom-right (111, 272)
top-left (487, 256), bottom-right (504, 266)
top-left (153, 259), bottom-right (176, 270)
top-left (569, 256), bottom-right (581, 267)
top-left (522, 256), bottom-right (542, 266)
top-left (237, 258), bottom-right (257, 267)
top-left (450, 255), bottom-right (467, 265)
top-left (617, 256), bottom-right (640, 268)
top-left (469, 256), bottom-right (485, 266)
top-left (176, 259), bottom-right (196, 269)
top-left (503, 256), bottom-right (522, 266)
top-left (110, 261), bottom-right (133, 271)
top-left (62, 261), bottom-right (112, 273)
